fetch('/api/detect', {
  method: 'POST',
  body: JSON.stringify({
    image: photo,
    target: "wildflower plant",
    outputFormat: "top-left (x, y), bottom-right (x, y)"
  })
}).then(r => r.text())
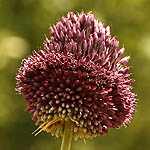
top-left (16, 12), bottom-right (136, 150)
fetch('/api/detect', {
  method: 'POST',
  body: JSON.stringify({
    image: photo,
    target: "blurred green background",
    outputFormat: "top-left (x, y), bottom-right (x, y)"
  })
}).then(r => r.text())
top-left (0, 0), bottom-right (149, 150)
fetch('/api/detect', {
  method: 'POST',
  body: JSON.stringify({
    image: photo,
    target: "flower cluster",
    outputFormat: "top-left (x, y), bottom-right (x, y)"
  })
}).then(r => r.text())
top-left (16, 12), bottom-right (136, 139)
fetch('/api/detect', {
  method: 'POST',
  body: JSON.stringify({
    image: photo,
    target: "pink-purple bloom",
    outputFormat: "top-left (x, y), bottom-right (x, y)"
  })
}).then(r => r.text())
top-left (16, 12), bottom-right (136, 139)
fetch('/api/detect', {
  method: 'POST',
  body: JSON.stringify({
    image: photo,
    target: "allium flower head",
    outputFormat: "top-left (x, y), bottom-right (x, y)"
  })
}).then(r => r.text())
top-left (16, 12), bottom-right (136, 139)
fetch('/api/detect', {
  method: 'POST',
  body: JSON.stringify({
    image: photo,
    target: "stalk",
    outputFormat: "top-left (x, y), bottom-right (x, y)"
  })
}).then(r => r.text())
top-left (61, 119), bottom-right (73, 150)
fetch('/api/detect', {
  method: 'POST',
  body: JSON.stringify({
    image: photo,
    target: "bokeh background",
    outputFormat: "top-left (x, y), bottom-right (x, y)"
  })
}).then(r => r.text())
top-left (0, 0), bottom-right (149, 150)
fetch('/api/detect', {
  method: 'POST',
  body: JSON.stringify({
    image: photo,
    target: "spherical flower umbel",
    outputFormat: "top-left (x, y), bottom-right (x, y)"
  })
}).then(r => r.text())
top-left (16, 12), bottom-right (136, 140)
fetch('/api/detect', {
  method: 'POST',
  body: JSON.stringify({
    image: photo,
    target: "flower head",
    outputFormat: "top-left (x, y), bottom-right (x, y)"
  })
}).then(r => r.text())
top-left (16, 12), bottom-right (136, 139)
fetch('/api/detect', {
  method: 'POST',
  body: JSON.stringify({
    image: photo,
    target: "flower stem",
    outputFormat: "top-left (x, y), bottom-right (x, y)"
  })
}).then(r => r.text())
top-left (61, 119), bottom-right (73, 150)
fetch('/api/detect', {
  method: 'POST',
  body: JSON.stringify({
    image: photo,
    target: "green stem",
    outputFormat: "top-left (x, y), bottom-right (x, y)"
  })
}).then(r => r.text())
top-left (61, 119), bottom-right (73, 150)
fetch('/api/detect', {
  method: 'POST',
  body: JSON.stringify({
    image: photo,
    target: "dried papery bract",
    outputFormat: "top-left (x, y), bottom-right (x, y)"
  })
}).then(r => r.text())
top-left (16, 12), bottom-right (137, 149)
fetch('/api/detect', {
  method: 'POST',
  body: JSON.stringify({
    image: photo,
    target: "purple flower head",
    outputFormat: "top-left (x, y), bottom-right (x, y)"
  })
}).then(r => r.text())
top-left (16, 12), bottom-right (136, 139)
